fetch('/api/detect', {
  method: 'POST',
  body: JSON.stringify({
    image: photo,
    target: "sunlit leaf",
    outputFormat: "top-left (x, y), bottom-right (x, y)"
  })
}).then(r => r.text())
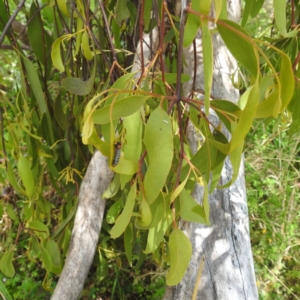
top-left (0, 251), bottom-right (15, 278)
top-left (166, 229), bottom-right (192, 286)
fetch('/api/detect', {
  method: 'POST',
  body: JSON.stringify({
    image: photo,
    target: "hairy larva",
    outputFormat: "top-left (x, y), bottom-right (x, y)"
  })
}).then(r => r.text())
top-left (112, 142), bottom-right (121, 167)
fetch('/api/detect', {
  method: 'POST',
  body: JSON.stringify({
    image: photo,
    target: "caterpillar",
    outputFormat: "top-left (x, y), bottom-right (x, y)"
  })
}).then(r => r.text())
top-left (112, 142), bottom-right (122, 167)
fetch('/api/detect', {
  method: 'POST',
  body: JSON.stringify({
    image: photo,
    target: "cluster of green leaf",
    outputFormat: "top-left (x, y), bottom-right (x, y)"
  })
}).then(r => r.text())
top-left (245, 122), bottom-right (300, 300)
top-left (0, 0), bottom-right (299, 297)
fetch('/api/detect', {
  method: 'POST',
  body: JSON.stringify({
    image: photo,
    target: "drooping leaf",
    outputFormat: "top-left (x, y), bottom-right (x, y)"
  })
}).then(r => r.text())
top-left (143, 106), bottom-right (173, 204)
top-left (40, 245), bottom-right (52, 273)
top-left (92, 95), bottom-right (150, 124)
top-left (62, 63), bottom-right (96, 95)
top-left (18, 154), bottom-right (35, 197)
top-left (217, 19), bottom-right (259, 77)
top-left (26, 220), bottom-right (49, 240)
top-left (180, 188), bottom-right (208, 224)
top-left (106, 199), bottom-right (123, 224)
top-left (137, 196), bottom-right (152, 227)
top-left (124, 223), bottom-right (133, 267)
top-left (0, 251), bottom-right (15, 278)
top-left (22, 56), bottom-right (48, 114)
top-left (201, 21), bottom-right (213, 114)
top-left (116, 0), bottom-right (130, 25)
top-left (166, 229), bottom-right (192, 286)
top-left (110, 183), bottom-right (136, 239)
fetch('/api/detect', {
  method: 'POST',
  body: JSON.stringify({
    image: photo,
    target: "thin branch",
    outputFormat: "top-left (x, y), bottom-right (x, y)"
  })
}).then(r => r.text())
top-left (0, 0), bottom-right (26, 46)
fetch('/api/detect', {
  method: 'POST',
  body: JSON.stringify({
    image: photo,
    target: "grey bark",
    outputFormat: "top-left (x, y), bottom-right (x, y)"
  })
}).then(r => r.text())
top-left (51, 151), bottom-right (114, 300)
top-left (163, 0), bottom-right (258, 299)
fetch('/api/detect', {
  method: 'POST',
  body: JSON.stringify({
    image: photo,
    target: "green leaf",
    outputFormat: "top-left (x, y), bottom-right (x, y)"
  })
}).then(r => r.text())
top-left (81, 30), bottom-right (93, 60)
top-left (52, 197), bottom-right (78, 238)
top-left (217, 19), bottom-right (259, 77)
top-left (135, 193), bottom-right (165, 229)
top-left (0, 251), bottom-right (15, 278)
top-left (62, 63), bottom-right (96, 95)
top-left (106, 199), bottom-right (123, 224)
top-left (137, 197), bottom-right (152, 227)
top-left (18, 154), bottom-right (35, 197)
top-left (120, 110), bottom-right (143, 188)
top-left (279, 52), bottom-right (295, 111)
top-left (27, 220), bottom-right (49, 240)
top-left (40, 245), bottom-right (52, 273)
top-left (46, 239), bottom-right (62, 274)
top-left (158, 73), bottom-right (190, 84)
top-left (54, 93), bottom-right (70, 130)
top-left (110, 183), bottom-right (136, 239)
top-left (0, 0), bottom-right (9, 32)
top-left (6, 203), bottom-right (19, 224)
top-left (22, 56), bottom-right (48, 114)
top-left (116, 0), bottom-right (130, 25)
top-left (51, 36), bottom-right (67, 72)
top-left (28, 2), bottom-right (53, 67)
top-left (183, 1), bottom-right (200, 47)
top-left (92, 95), bottom-right (150, 124)
top-left (143, 106), bottom-right (173, 204)
top-left (166, 229), bottom-right (192, 286)
top-left (7, 161), bottom-right (25, 194)
top-left (180, 188), bottom-right (208, 224)
top-left (273, 0), bottom-right (298, 37)
top-left (144, 212), bottom-right (172, 254)
top-left (202, 21), bottom-right (213, 114)
top-left (143, 0), bottom-right (152, 30)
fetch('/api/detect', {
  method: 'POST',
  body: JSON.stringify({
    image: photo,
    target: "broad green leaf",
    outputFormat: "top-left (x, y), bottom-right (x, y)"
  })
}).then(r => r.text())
top-left (62, 63), bottom-right (96, 95)
top-left (217, 19), bottom-right (259, 77)
top-left (6, 203), bottom-right (19, 223)
top-left (22, 56), bottom-right (48, 114)
top-left (166, 229), bottom-right (192, 286)
top-left (124, 223), bottom-right (133, 267)
top-left (255, 87), bottom-right (280, 118)
top-left (229, 82), bottom-right (259, 152)
top-left (143, 0), bottom-right (152, 30)
top-left (112, 157), bottom-right (138, 175)
top-left (46, 239), bottom-right (62, 274)
top-left (18, 154), bottom-right (35, 197)
top-left (143, 106), bottom-right (173, 204)
top-left (116, 0), bottom-right (130, 25)
top-left (7, 161), bottom-right (25, 194)
top-left (202, 21), bottom-right (213, 114)
top-left (120, 110), bottom-right (143, 188)
top-left (0, 0), bottom-right (9, 32)
top-left (51, 36), bottom-right (67, 72)
top-left (81, 30), bottom-right (93, 60)
top-left (214, 0), bottom-right (223, 20)
top-left (137, 197), bottom-right (152, 227)
top-left (40, 245), bottom-right (52, 273)
top-left (180, 188), bottom-right (208, 224)
top-left (170, 169), bottom-right (190, 203)
top-left (93, 96), bottom-right (150, 124)
top-left (135, 193), bottom-right (165, 229)
top-left (183, 2), bottom-right (200, 47)
top-left (28, 2), bottom-right (52, 68)
top-left (106, 199), bottom-right (122, 224)
top-left (54, 94), bottom-right (69, 130)
top-left (273, 0), bottom-right (298, 37)
top-left (144, 212), bottom-right (172, 254)
top-left (0, 251), bottom-right (15, 277)
top-left (110, 183), bottom-right (136, 239)
top-left (279, 52), bottom-right (294, 111)
top-left (103, 174), bottom-right (120, 199)
top-left (26, 220), bottom-right (49, 240)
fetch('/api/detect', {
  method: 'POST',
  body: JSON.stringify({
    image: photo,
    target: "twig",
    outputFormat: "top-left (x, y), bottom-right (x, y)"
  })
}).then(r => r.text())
top-left (0, 0), bottom-right (26, 46)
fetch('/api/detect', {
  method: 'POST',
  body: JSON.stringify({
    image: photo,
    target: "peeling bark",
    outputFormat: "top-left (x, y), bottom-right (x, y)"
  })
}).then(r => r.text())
top-left (51, 152), bottom-right (114, 300)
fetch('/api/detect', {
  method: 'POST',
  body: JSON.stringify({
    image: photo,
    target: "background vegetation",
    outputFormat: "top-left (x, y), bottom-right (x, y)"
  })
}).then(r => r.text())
top-left (0, 0), bottom-right (299, 299)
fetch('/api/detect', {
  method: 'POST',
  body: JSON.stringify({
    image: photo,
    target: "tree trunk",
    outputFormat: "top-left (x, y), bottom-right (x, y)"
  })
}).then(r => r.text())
top-left (51, 152), bottom-right (113, 300)
top-left (163, 1), bottom-right (258, 299)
